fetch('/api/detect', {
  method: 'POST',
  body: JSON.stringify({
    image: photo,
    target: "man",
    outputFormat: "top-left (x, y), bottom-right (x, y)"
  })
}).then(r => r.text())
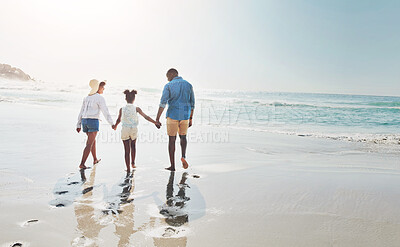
top-left (156, 68), bottom-right (195, 171)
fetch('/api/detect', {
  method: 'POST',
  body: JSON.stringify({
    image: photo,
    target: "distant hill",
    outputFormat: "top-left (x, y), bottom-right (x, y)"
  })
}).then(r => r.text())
top-left (0, 63), bottom-right (32, 81)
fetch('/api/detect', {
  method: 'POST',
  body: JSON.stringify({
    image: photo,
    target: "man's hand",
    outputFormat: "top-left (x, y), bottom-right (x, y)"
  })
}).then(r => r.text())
top-left (76, 128), bottom-right (81, 133)
top-left (189, 119), bottom-right (192, 127)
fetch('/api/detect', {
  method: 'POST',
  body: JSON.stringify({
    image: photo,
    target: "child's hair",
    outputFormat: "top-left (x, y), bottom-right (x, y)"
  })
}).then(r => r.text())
top-left (124, 89), bottom-right (137, 102)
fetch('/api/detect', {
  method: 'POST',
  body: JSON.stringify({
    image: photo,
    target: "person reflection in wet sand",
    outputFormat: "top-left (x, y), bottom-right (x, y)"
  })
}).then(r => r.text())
top-left (113, 172), bottom-right (137, 247)
top-left (140, 172), bottom-right (190, 247)
top-left (160, 172), bottom-right (190, 226)
top-left (73, 166), bottom-right (106, 246)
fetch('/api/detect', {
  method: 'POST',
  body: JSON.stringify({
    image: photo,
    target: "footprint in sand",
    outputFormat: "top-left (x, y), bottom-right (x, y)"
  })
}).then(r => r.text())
top-left (55, 191), bottom-right (68, 195)
top-left (50, 172), bottom-right (86, 208)
top-left (10, 242), bottom-right (23, 247)
top-left (20, 219), bottom-right (39, 228)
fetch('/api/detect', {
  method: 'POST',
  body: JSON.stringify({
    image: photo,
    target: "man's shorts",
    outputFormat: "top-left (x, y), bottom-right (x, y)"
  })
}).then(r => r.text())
top-left (82, 118), bottom-right (99, 133)
top-left (121, 126), bottom-right (138, 141)
top-left (167, 117), bottom-right (189, 136)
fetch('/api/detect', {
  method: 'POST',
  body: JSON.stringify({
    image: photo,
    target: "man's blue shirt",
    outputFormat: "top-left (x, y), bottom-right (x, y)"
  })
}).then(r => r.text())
top-left (159, 76), bottom-right (195, 120)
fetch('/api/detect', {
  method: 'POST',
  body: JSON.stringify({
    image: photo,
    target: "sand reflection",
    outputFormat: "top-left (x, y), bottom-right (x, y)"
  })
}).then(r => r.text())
top-left (139, 172), bottom-right (190, 247)
top-left (72, 165), bottom-right (106, 246)
top-left (52, 166), bottom-right (201, 246)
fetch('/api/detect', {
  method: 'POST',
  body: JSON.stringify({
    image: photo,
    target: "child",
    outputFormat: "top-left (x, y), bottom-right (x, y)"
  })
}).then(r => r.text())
top-left (113, 90), bottom-right (161, 172)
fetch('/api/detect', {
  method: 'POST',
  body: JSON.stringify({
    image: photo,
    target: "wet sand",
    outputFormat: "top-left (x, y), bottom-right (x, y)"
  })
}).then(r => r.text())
top-left (1, 102), bottom-right (400, 246)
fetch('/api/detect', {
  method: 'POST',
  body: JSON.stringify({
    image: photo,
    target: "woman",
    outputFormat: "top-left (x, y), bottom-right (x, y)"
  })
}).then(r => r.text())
top-left (76, 79), bottom-right (114, 169)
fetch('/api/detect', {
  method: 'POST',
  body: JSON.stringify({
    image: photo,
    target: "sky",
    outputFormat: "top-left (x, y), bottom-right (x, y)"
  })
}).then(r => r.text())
top-left (0, 0), bottom-right (399, 95)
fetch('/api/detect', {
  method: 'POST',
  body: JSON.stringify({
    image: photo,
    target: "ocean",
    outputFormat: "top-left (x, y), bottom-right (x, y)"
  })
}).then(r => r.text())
top-left (1, 78), bottom-right (399, 152)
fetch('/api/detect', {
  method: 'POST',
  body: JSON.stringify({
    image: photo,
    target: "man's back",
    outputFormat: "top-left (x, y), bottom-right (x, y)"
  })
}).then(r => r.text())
top-left (160, 76), bottom-right (195, 121)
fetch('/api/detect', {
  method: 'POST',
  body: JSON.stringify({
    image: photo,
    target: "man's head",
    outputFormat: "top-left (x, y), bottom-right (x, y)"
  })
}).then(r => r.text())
top-left (166, 68), bottom-right (178, 82)
top-left (97, 81), bottom-right (106, 94)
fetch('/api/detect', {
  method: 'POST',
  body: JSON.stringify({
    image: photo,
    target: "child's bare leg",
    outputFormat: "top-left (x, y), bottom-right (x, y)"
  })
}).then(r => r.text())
top-left (123, 139), bottom-right (131, 172)
top-left (79, 132), bottom-right (97, 169)
top-left (131, 139), bottom-right (136, 168)
top-left (91, 139), bottom-right (101, 164)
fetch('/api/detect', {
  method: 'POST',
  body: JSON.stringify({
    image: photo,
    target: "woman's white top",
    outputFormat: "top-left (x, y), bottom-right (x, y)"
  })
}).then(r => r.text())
top-left (77, 93), bottom-right (114, 128)
top-left (121, 104), bottom-right (139, 128)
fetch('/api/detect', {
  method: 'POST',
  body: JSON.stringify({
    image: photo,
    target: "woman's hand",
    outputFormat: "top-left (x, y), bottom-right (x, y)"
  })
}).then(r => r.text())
top-left (76, 128), bottom-right (81, 133)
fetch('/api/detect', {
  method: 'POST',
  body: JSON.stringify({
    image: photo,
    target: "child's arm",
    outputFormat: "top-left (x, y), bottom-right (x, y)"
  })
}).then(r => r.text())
top-left (137, 107), bottom-right (161, 128)
top-left (113, 108), bottom-right (122, 130)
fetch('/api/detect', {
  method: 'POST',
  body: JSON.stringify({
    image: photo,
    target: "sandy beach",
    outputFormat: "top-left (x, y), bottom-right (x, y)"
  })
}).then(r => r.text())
top-left (1, 102), bottom-right (400, 247)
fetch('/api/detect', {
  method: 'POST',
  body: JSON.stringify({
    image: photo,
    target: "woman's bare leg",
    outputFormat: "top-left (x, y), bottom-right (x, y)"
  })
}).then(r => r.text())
top-left (91, 139), bottom-right (100, 164)
top-left (79, 132), bottom-right (98, 169)
top-left (123, 139), bottom-right (131, 173)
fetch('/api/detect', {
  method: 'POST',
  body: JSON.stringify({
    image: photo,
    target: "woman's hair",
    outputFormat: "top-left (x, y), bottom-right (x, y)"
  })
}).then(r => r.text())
top-left (124, 89), bottom-right (137, 102)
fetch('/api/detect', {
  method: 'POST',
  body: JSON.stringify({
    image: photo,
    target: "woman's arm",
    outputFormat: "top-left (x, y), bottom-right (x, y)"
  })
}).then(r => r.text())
top-left (137, 107), bottom-right (161, 128)
top-left (76, 98), bottom-right (86, 132)
top-left (99, 97), bottom-right (114, 126)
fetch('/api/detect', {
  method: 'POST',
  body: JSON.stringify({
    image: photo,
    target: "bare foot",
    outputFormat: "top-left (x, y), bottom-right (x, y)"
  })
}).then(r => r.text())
top-left (181, 157), bottom-right (189, 169)
top-left (165, 167), bottom-right (175, 171)
top-left (131, 163), bottom-right (136, 169)
top-left (79, 164), bottom-right (87, 169)
top-left (93, 158), bottom-right (101, 165)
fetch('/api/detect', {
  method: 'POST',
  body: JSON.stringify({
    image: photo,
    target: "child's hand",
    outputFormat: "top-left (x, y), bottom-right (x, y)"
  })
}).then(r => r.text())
top-left (112, 124), bottom-right (117, 130)
top-left (155, 122), bottom-right (161, 129)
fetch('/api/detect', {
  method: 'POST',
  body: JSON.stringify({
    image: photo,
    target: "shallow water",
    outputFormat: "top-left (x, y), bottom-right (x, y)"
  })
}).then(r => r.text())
top-left (1, 78), bottom-right (400, 149)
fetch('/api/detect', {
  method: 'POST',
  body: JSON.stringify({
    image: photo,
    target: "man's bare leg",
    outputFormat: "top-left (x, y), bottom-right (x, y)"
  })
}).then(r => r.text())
top-left (179, 135), bottom-right (189, 169)
top-left (79, 132), bottom-right (98, 169)
top-left (123, 139), bottom-right (131, 173)
top-left (165, 136), bottom-right (176, 171)
top-left (131, 139), bottom-right (136, 169)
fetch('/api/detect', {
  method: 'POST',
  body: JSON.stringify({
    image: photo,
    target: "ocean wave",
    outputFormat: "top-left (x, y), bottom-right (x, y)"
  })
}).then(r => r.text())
top-left (368, 102), bottom-right (400, 107)
top-left (198, 97), bottom-right (400, 110)
top-left (266, 102), bottom-right (317, 108)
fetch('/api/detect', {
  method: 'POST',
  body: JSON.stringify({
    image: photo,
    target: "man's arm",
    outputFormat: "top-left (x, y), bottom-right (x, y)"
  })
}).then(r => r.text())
top-left (156, 84), bottom-right (170, 123)
top-left (189, 109), bottom-right (194, 127)
top-left (189, 85), bottom-right (195, 127)
top-left (156, 107), bottom-right (165, 123)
